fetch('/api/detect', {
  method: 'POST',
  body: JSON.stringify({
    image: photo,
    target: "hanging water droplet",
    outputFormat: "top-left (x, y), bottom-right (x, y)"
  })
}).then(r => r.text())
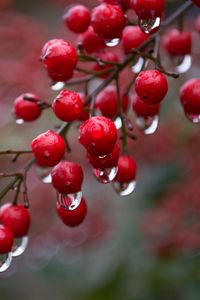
top-left (139, 17), bottom-right (161, 34)
top-left (57, 191), bottom-right (82, 211)
top-left (0, 253), bottom-right (12, 273)
top-left (93, 166), bottom-right (118, 184)
top-left (51, 81), bottom-right (65, 91)
top-left (175, 55), bottom-right (192, 74)
top-left (131, 57), bottom-right (145, 73)
top-left (105, 38), bottom-right (120, 47)
top-left (113, 180), bottom-right (136, 196)
top-left (12, 236), bottom-right (29, 257)
top-left (15, 118), bottom-right (24, 125)
top-left (185, 113), bottom-right (200, 124)
top-left (136, 115), bottom-right (159, 135)
top-left (114, 116), bottom-right (122, 129)
top-left (36, 167), bottom-right (52, 184)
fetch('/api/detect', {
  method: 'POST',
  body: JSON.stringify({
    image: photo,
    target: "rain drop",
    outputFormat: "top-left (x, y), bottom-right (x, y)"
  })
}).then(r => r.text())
top-left (114, 116), bottom-right (122, 129)
top-left (105, 38), bottom-right (120, 47)
top-left (57, 191), bottom-right (82, 211)
top-left (113, 180), bottom-right (136, 196)
top-left (131, 57), bottom-right (145, 73)
top-left (139, 17), bottom-right (161, 34)
top-left (36, 167), bottom-right (52, 184)
top-left (0, 253), bottom-right (12, 273)
top-left (51, 81), bottom-right (65, 91)
top-left (12, 236), bottom-right (29, 257)
top-left (185, 113), bottom-right (200, 124)
top-left (15, 118), bottom-right (24, 125)
top-left (136, 115), bottom-right (159, 135)
top-left (93, 166), bottom-right (118, 184)
top-left (175, 55), bottom-right (192, 74)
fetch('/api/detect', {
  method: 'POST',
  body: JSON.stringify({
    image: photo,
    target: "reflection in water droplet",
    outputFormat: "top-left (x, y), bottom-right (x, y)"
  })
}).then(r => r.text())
top-left (15, 118), bottom-right (24, 125)
top-left (136, 115), bottom-right (159, 135)
top-left (93, 166), bottom-right (118, 184)
top-left (36, 167), bottom-right (52, 184)
top-left (139, 17), bottom-right (161, 34)
top-left (0, 253), bottom-right (12, 272)
top-left (185, 113), bottom-right (200, 124)
top-left (114, 116), bottom-right (122, 129)
top-left (175, 55), bottom-right (192, 74)
top-left (57, 191), bottom-right (82, 211)
top-left (12, 236), bottom-right (29, 257)
top-left (51, 82), bottom-right (65, 91)
top-left (131, 57), bottom-right (145, 73)
top-left (105, 38), bottom-right (120, 47)
top-left (113, 180), bottom-right (136, 196)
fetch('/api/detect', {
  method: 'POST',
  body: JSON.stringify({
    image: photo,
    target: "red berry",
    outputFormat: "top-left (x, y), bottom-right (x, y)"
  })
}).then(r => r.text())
top-left (114, 155), bottom-right (137, 183)
top-left (31, 130), bottom-right (66, 167)
top-left (94, 51), bottom-right (119, 79)
top-left (135, 70), bottom-right (168, 105)
top-left (131, 0), bottom-right (164, 19)
top-left (0, 225), bottom-right (14, 254)
top-left (77, 26), bottom-right (105, 54)
top-left (91, 3), bottom-right (126, 40)
top-left (52, 89), bottom-right (83, 122)
top-left (192, 0), bottom-right (200, 7)
top-left (41, 39), bottom-right (65, 58)
top-left (56, 197), bottom-right (87, 227)
top-left (96, 85), bottom-right (129, 118)
top-left (0, 204), bottom-right (30, 238)
top-left (51, 161), bottom-right (84, 194)
top-left (122, 26), bottom-right (149, 54)
top-left (78, 93), bottom-right (90, 121)
top-left (163, 29), bottom-right (192, 56)
top-left (13, 93), bottom-right (41, 122)
top-left (132, 94), bottom-right (160, 117)
top-left (41, 39), bottom-right (77, 82)
top-left (79, 116), bottom-right (117, 156)
top-left (101, 0), bottom-right (131, 11)
top-left (87, 142), bottom-right (120, 169)
top-left (63, 5), bottom-right (90, 33)
top-left (179, 78), bottom-right (200, 115)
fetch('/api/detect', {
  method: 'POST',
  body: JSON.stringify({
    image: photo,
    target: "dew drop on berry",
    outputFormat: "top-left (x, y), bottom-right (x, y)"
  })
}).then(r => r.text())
top-left (175, 55), bottom-right (192, 74)
top-left (12, 236), bottom-right (29, 257)
top-left (93, 166), bottom-right (118, 184)
top-left (36, 167), bottom-right (52, 184)
top-left (114, 116), bottom-right (122, 129)
top-left (105, 38), bottom-right (120, 47)
top-left (185, 113), bottom-right (200, 124)
top-left (131, 57), bottom-right (145, 74)
top-left (0, 253), bottom-right (12, 273)
top-left (15, 118), bottom-right (24, 125)
top-left (57, 191), bottom-right (82, 211)
top-left (51, 81), bottom-right (65, 91)
top-left (139, 17), bottom-right (161, 34)
top-left (113, 180), bottom-right (136, 196)
top-left (136, 115), bottom-right (159, 135)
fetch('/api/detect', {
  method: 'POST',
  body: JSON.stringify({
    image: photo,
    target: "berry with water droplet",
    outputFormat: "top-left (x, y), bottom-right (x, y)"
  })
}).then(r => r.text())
top-left (122, 26), bottom-right (148, 54)
top-left (135, 70), bottom-right (168, 105)
top-left (13, 93), bottom-right (41, 122)
top-left (63, 5), bottom-right (91, 33)
top-left (31, 130), bottom-right (66, 167)
top-left (132, 94), bottom-right (160, 117)
top-left (79, 116), bottom-right (117, 156)
top-left (0, 225), bottom-right (14, 254)
top-left (114, 155), bottom-right (137, 183)
top-left (163, 29), bottom-right (192, 56)
top-left (131, 0), bottom-right (164, 19)
top-left (77, 26), bottom-right (105, 54)
top-left (179, 78), bottom-right (200, 115)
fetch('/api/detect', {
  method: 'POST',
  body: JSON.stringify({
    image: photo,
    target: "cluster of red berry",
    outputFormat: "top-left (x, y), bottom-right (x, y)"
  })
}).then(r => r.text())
top-left (0, 0), bottom-right (200, 271)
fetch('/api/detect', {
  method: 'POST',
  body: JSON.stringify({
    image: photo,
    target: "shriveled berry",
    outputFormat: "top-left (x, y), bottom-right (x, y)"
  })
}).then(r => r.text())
top-left (122, 26), bottom-right (148, 54)
top-left (163, 29), bottom-right (192, 56)
top-left (132, 94), bottom-right (160, 117)
top-left (0, 225), bottom-right (14, 254)
top-left (135, 70), bottom-right (168, 105)
top-left (94, 51), bottom-right (119, 79)
top-left (131, 0), bottom-right (164, 19)
top-left (79, 116), bottom-right (117, 156)
top-left (0, 204), bottom-right (30, 238)
top-left (13, 93), bottom-right (41, 122)
top-left (114, 155), bottom-right (137, 183)
top-left (77, 26), bottom-right (105, 54)
top-left (52, 89), bottom-right (83, 122)
top-left (51, 161), bottom-right (84, 194)
top-left (31, 130), bottom-right (66, 167)
top-left (63, 5), bottom-right (90, 33)
top-left (179, 78), bottom-right (200, 115)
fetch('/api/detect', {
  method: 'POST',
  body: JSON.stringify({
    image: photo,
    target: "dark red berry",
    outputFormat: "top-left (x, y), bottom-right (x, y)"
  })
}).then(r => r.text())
top-left (96, 85), bottom-right (129, 118)
top-left (31, 130), bottom-right (66, 167)
top-left (52, 89), bottom-right (83, 122)
top-left (56, 197), bottom-right (87, 227)
top-left (13, 93), bottom-right (41, 122)
top-left (192, 0), bottom-right (200, 8)
top-left (51, 161), bottom-right (84, 194)
top-left (114, 155), bottom-right (137, 183)
top-left (131, 0), bottom-right (164, 19)
top-left (135, 70), bottom-right (168, 105)
top-left (63, 5), bottom-right (90, 33)
top-left (79, 116), bottom-right (117, 156)
top-left (0, 204), bottom-right (30, 238)
top-left (122, 26), bottom-right (148, 54)
top-left (179, 78), bottom-right (200, 115)
top-left (94, 51), bottom-right (119, 79)
top-left (132, 93), bottom-right (160, 117)
top-left (163, 29), bottom-right (192, 56)
top-left (77, 26), bottom-right (105, 54)
top-left (91, 3), bottom-right (126, 40)
top-left (0, 225), bottom-right (14, 254)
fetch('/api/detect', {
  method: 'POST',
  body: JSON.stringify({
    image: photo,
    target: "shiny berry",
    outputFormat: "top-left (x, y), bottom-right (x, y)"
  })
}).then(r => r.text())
top-left (63, 5), bottom-right (90, 33)
top-left (163, 29), bottom-right (192, 56)
top-left (122, 26), bottom-right (148, 54)
top-left (94, 51), bottom-right (119, 79)
top-left (96, 85), bottom-right (129, 118)
top-left (131, 0), bottom-right (164, 19)
top-left (78, 26), bottom-right (105, 54)
top-left (114, 155), bottom-right (137, 183)
top-left (192, 0), bottom-right (200, 7)
top-left (13, 93), bottom-right (41, 122)
top-left (132, 94), bottom-right (160, 117)
top-left (51, 161), bottom-right (84, 194)
top-left (52, 89), bottom-right (83, 122)
top-left (79, 116), bottom-right (117, 156)
top-left (0, 204), bottom-right (30, 238)
top-left (179, 78), bottom-right (200, 115)
top-left (135, 70), bottom-right (168, 105)
top-left (91, 3), bottom-right (126, 40)
top-left (56, 197), bottom-right (87, 227)
top-left (41, 39), bottom-right (65, 58)
top-left (31, 130), bottom-right (66, 167)
top-left (41, 39), bottom-right (77, 82)
top-left (0, 225), bottom-right (14, 254)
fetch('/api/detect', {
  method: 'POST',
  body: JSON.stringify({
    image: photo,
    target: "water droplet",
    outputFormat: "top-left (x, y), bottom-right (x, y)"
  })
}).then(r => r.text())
top-left (51, 81), bottom-right (65, 91)
top-left (139, 17), bottom-right (161, 34)
top-left (105, 38), bottom-right (120, 47)
top-left (93, 166), bottom-right (118, 184)
top-left (57, 191), bottom-right (82, 211)
top-left (36, 167), bottom-right (52, 184)
top-left (136, 115), bottom-right (159, 135)
top-left (185, 113), bottom-right (200, 124)
top-left (113, 180), bottom-right (136, 196)
top-left (12, 236), bottom-right (29, 257)
top-left (175, 55), bottom-right (192, 74)
top-left (0, 253), bottom-right (12, 273)
top-left (114, 116), bottom-right (122, 129)
top-left (131, 57), bottom-right (145, 73)
top-left (15, 118), bottom-right (24, 125)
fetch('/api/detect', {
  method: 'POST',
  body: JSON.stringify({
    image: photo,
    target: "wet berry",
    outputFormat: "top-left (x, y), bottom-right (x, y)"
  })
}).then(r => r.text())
top-left (13, 93), bottom-right (41, 122)
top-left (131, 0), bottom-right (164, 19)
top-left (0, 225), bottom-right (14, 254)
top-left (114, 155), bottom-right (137, 183)
top-left (77, 26), bottom-right (105, 54)
top-left (179, 78), bottom-right (200, 115)
top-left (63, 5), bottom-right (90, 33)
top-left (122, 26), bottom-right (148, 54)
